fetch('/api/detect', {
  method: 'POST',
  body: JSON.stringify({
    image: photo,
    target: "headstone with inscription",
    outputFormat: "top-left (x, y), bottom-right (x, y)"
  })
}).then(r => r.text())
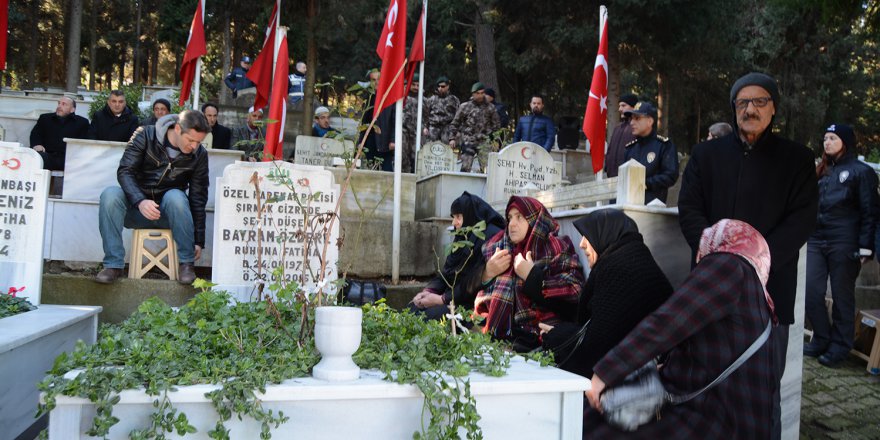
top-left (293, 135), bottom-right (352, 168)
top-left (212, 161), bottom-right (340, 301)
top-left (485, 142), bottom-right (563, 204)
top-left (416, 142), bottom-right (456, 178)
top-left (0, 142), bottom-right (50, 304)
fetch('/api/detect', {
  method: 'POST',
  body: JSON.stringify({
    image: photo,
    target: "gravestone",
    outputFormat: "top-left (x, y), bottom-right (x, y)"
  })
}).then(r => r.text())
top-left (0, 142), bottom-right (50, 304)
top-left (293, 135), bottom-right (352, 167)
top-left (212, 161), bottom-right (340, 301)
top-left (416, 142), bottom-right (456, 178)
top-left (485, 142), bottom-right (562, 204)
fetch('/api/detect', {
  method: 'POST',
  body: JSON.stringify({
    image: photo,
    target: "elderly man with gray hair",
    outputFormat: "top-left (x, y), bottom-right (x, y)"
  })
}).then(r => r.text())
top-left (312, 106), bottom-right (337, 137)
top-left (707, 122), bottom-right (733, 140)
top-left (29, 95), bottom-right (89, 170)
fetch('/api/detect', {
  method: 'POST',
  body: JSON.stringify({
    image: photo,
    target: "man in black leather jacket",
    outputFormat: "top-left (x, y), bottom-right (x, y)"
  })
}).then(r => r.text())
top-left (95, 110), bottom-right (211, 285)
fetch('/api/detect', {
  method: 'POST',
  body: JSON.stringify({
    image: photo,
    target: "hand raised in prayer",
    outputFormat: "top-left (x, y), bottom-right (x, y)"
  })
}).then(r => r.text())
top-left (484, 248), bottom-right (511, 281)
top-left (513, 251), bottom-right (534, 279)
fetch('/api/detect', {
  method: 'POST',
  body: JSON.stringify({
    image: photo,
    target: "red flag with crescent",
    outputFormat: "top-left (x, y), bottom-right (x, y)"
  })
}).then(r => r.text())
top-left (178, 0), bottom-right (206, 106)
top-left (374, 0), bottom-right (407, 119)
top-left (583, 7), bottom-right (609, 174)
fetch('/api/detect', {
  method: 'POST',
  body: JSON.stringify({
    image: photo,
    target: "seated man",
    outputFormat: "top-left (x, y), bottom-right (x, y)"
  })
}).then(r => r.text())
top-left (201, 102), bottom-right (232, 149)
top-left (29, 96), bottom-right (89, 170)
top-left (95, 110), bottom-right (210, 285)
top-left (232, 106), bottom-right (265, 161)
top-left (88, 89), bottom-right (140, 142)
top-left (141, 98), bottom-right (172, 126)
top-left (312, 106), bottom-right (336, 137)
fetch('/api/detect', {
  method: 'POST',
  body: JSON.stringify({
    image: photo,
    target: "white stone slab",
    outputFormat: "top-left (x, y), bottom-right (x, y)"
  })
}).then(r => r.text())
top-left (486, 141), bottom-right (563, 204)
top-left (416, 141), bottom-right (456, 179)
top-left (0, 94), bottom-right (90, 120)
top-left (293, 135), bottom-right (353, 167)
top-left (212, 161), bottom-right (340, 299)
top-left (0, 143), bottom-right (50, 304)
top-left (0, 114), bottom-right (39, 144)
top-left (46, 356), bottom-right (588, 440)
top-left (0, 305), bottom-right (101, 440)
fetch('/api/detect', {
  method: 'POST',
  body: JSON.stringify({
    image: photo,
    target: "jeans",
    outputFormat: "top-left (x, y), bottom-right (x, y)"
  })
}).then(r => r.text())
top-left (99, 186), bottom-right (195, 268)
top-left (805, 240), bottom-right (861, 355)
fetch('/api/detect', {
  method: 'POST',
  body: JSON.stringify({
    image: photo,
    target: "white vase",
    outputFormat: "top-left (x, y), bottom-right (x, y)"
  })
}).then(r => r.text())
top-left (312, 306), bottom-right (362, 381)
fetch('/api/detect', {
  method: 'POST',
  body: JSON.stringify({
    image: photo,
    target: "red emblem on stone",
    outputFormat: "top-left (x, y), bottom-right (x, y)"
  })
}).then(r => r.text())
top-left (2, 158), bottom-right (21, 170)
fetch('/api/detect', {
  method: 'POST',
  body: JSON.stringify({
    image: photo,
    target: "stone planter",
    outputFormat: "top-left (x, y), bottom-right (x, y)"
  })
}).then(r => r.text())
top-left (312, 306), bottom-right (362, 381)
top-left (0, 305), bottom-right (101, 440)
top-left (415, 171), bottom-right (487, 221)
top-left (46, 357), bottom-right (587, 439)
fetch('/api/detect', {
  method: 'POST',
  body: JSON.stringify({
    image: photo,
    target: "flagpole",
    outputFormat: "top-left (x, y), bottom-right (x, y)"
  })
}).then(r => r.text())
top-left (414, 0), bottom-right (428, 165)
top-left (392, 97), bottom-right (404, 284)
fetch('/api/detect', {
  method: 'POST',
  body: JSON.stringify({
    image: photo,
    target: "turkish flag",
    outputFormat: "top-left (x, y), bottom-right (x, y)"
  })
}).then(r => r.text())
top-left (403, 4), bottom-right (426, 103)
top-left (583, 7), bottom-right (609, 174)
top-left (0, 0), bottom-right (8, 71)
top-left (374, 0), bottom-right (407, 119)
top-left (178, 0), bottom-right (206, 106)
top-left (248, 0), bottom-right (280, 111)
top-left (263, 33), bottom-right (288, 161)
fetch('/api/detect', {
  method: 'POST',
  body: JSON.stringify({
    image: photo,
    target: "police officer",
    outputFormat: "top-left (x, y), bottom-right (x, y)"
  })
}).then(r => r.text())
top-left (449, 82), bottom-right (500, 173)
top-left (623, 101), bottom-right (679, 203)
top-left (804, 123), bottom-right (878, 367)
top-left (224, 56), bottom-right (256, 98)
top-left (423, 76), bottom-right (460, 145)
top-left (288, 61), bottom-right (307, 106)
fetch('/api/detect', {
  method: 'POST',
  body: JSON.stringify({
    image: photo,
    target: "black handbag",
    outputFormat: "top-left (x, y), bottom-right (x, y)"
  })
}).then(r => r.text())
top-left (340, 279), bottom-right (386, 305)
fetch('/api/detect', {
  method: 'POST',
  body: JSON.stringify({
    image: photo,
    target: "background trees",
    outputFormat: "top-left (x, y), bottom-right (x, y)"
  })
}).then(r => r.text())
top-left (2, 0), bottom-right (879, 156)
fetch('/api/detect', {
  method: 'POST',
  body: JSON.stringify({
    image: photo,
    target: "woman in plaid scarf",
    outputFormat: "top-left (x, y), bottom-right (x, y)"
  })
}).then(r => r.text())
top-left (475, 196), bottom-right (585, 350)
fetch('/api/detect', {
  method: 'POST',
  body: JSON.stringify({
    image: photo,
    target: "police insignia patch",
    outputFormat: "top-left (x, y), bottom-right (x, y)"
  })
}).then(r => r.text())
top-left (647, 152), bottom-right (656, 164)
top-left (839, 170), bottom-right (849, 183)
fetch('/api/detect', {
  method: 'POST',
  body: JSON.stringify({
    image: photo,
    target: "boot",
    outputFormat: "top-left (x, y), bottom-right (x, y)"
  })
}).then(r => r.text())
top-left (178, 263), bottom-right (197, 285)
top-left (95, 268), bottom-right (123, 284)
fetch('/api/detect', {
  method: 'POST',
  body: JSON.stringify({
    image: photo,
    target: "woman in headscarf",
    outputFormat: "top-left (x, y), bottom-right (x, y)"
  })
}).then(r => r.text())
top-left (540, 209), bottom-right (672, 377)
top-left (475, 196), bottom-right (585, 351)
top-left (410, 192), bottom-right (505, 320)
top-left (804, 124), bottom-right (878, 367)
top-left (584, 219), bottom-right (777, 439)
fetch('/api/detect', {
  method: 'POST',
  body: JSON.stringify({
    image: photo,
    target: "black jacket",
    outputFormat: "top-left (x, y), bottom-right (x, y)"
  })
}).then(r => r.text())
top-left (604, 118), bottom-right (634, 178)
top-left (624, 131), bottom-right (679, 203)
top-left (812, 153), bottom-right (877, 252)
top-left (89, 105), bottom-right (140, 142)
top-left (211, 123), bottom-right (232, 150)
top-left (224, 66), bottom-right (255, 96)
top-left (30, 112), bottom-right (89, 161)
top-left (678, 131), bottom-right (818, 324)
top-left (117, 115), bottom-right (210, 247)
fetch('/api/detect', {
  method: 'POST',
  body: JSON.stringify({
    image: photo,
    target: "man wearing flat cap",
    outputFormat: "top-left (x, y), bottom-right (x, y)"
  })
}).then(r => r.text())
top-left (604, 93), bottom-right (638, 177)
top-left (448, 82), bottom-right (500, 172)
top-left (623, 101), bottom-right (678, 204)
top-left (678, 72), bottom-right (818, 439)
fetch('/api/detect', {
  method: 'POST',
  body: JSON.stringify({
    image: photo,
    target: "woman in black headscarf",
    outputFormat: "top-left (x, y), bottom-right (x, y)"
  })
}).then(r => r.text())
top-left (410, 191), bottom-right (505, 320)
top-left (540, 209), bottom-right (672, 378)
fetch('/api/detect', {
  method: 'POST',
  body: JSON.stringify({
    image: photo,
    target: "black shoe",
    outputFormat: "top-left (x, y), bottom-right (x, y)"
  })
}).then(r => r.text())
top-left (818, 351), bottom-right (848, 368)
top-left (803, 342), bottom-right (827, 358)
top-left (178, 263), bottom-right (196, 285)
top-left (95, 268), bottom-right (123, 284)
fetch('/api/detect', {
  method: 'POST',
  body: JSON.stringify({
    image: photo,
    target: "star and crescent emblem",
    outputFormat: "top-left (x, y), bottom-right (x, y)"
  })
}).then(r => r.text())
top-left (385, 1), bottom-right (399, 48)
top-left (2, 158), bottom-right (21, 170)
top-left (589, 54), bottom-right (608, 113)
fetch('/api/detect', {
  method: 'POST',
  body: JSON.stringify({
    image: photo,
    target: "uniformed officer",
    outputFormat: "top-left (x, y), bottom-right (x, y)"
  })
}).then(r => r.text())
top-left (224, 56), bottom-right (256, 98)
top-left (449, 82), bottom-right (501, 173)
top-left (403, 73), bottom-right (426, 173)
top-left (623, 101), bottom-right (679, 203)
top-left (423, 76), bottom-right (460, 145)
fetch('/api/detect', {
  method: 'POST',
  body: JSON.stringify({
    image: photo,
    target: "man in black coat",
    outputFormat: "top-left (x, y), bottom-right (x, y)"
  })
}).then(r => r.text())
top-left (623, 101), bottom-right (678, 204)
top-left (88, 90), bottom-right (140, 142)
top-left (29, 96), bottom-right (89, 170)
top-left (677, 72), bottom-right (818, 439)
top-left (95, 111), bottom-right (210, 285)
top-left (603, 93), bottom-right (637, 178)
top-left (201, 103), bottom-right (232, 150)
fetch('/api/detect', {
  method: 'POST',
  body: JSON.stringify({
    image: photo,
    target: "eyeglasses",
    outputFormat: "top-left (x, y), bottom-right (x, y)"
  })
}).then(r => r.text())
top-left (734, 96), bottom-right (772, 110)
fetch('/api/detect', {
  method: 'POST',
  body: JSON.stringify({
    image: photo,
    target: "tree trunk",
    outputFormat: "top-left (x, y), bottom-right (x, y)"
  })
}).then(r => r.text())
top-left (65, 0), bottom-right (84, 92)
top-left (302, 0), bottom-right (317, 133)
top-left (607, 41), bottom-right (620, 143)
top-left (150, 44), bottom-right (158, 85)
top-left (220, 10), bottom-right (231, 104)
top-left (474, 1), bottom-right (499, 98)
top-left (118, 48), bottom-right (125, 88)
top-left (89, 0), bottom-right (97, 90)
top-left (656, 71), bottom-right (669, 137)
top-left (26, 0), bottom-right (39, 89)
top-left (133, 0), bottom-right (142, 84)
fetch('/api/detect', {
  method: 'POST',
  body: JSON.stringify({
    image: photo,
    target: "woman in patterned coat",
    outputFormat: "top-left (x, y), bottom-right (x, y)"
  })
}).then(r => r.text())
top-left (584, 219), bottom-right (777, 439)
top-left (475, 196), bottom-right (585, 351)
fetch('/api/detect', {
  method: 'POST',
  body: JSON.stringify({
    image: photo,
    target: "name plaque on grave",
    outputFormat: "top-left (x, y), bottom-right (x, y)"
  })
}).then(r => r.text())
top-left (0, 142), bottom-right (50, 304)
top-left (293, 136), bottom-right (352, 167)
top-left (416, 142), bottom-right (456, 178)
top-left (211, 161), bottom-right (340, 298)
top-left (485, 142), bottom-right (562, 204)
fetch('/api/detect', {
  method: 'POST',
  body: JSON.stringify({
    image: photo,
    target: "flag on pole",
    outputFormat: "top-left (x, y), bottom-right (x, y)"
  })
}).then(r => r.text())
top-left (178, 0), bottom-right (206, 106)
top-left (248, 0), bottom-right (280, 110)
top-left (583, 6), bottom-right (609, 174)
top-left (374, 0), bottom-right (407, 119)
top-left (0, 0), bottom-right (9, 71)
top-left (263, 32), bottom-right (288, 161)
top-left (403, 5), bottom-right (426, 103)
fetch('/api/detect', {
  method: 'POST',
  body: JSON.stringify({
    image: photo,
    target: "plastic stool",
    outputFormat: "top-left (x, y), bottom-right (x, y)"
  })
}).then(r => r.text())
top-left (129, 229), bottom-right (178, 280)
top-left (853, 309), bottom-right (880, 375)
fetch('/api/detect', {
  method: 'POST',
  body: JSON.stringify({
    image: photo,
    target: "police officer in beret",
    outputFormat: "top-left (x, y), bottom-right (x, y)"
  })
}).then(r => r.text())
top-left (623, 101), bottom-right (679, 204)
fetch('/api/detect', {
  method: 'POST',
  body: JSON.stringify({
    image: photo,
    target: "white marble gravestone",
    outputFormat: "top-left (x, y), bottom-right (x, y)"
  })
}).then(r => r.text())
top-left (293, 136), bottom-right (352, 167)
top-left (416, 142), bottom-right (456, 179)
top-left (485, 142), bottom-right (562, 204)
top-left (212, 161), bottom-right (340, 301)
top-left (0, 142), bottom-right (50, 304)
